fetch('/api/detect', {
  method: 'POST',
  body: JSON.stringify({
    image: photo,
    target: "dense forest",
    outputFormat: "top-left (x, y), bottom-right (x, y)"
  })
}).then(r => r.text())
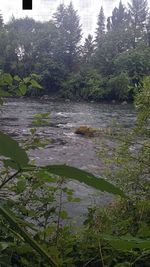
top-left (0, 0), bottom-right (150, 101)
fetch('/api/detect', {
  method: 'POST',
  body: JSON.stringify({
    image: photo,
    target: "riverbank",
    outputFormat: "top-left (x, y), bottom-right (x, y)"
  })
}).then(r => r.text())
top-left (3, 95), bottom-right (132, 105)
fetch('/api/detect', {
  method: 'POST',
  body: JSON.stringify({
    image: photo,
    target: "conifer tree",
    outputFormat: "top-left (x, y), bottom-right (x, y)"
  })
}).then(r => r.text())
top-left (107, 17), bottom-right (112, 32)
top-left (109, 1), bottom-right (131, 52)
top-left (100, 1), bottom-right (131, 56)
top-left (53, 4), bottom-right (66, 29)
top-left (54, 2), bottom-right (82, 71)
top-left (128, 0), bottom-right (149, 46)
top-left (0, 11), bottom-right (4, 29)
top-left (95, 6), bottom-right (105, 45)
top-left (146, 14), bottom-right (150, 46)
top-left (82, 34), bottom-right (95, 64)
top-left (111, 1), bottom-right (127, 30)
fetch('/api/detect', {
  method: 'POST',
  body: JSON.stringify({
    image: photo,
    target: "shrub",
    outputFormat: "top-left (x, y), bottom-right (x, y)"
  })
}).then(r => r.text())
top-left (107, 72), bottom-right (131, 101)
top-left (60, 68), bottom-right (106, 101)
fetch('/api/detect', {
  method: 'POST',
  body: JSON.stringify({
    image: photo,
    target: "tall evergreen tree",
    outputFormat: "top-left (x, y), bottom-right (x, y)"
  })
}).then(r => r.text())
top-left (128, 0), bottom-right (149, 46)
top-left (109, 1), bottom-right (132, 52)
top-left (53, 4), bottom-right (66, 29)
top-left (146, 13), bottom-right (150, 46)
top-left (107, 17), bottom-right (112, 32)
top-left (0, 11), bottom-right (4, 29)
top-left (82, 34), bottom-right (95, 64)
top-left (94, 1), bottom-right (132, 76)
top-left (95, 6), bottom-right (105, 45)
top-left (111, 1), bottom-right (127, 30)
top-left (54, 2), bottom-right (82, 71)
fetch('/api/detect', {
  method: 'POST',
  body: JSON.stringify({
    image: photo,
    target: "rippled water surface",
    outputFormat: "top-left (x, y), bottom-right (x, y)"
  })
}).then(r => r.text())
top-left (0, 98), bottom-right (136, 219)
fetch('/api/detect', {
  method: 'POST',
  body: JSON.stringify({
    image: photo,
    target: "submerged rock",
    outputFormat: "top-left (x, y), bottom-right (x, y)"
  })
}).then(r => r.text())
top-left (40, 95), bottom-right (49, 100)
top-left (65, 99), bottom-right (71, 102)
top-left (121, 101), bottom-right (127, 105)
top-left (75, 125), bottom-right (114, 138)
top-left (75, 126), bottom-right (96, 137)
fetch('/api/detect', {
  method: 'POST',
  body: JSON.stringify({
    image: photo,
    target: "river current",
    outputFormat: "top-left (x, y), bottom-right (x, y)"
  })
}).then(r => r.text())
top-left (0, 98), bottom-right (136, 221)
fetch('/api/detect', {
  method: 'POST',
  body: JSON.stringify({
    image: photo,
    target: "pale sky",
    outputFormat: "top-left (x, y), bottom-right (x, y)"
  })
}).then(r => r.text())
top-left (0, 0), bottom-right (150, 37)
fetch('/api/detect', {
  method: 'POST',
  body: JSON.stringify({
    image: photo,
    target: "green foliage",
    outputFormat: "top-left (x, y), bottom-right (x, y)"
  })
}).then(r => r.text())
top-left (0, 131), bottom-right (29, 170)
top-left (0, 205), bottom-right (59, 267)
top-left (104, 235), bottom-right (150, 250)
top-left (82, 34), bottom-right (95, 65)
top-left (0, 0), bottom-right (150, 101)
top-left (61, 69), bottom-right (131, 101)
top-left (135, 75), bottom-right (150, 129)
top-left (128, 0), bottom-right (148, 46)
top-left (0, 12), bottom-right (4, 29)
top-left (22, 127), bottom-right (51, 150)
top-left (60, 68), bottom-right (106, 101)
top-left (32, 113), bottom-right (50, 126)
top-left (98, 85), bottom-right (150, 197)
top-left (114, 46), bottom-right (150, 86)
top-left (0, 73), bottom-right (13, 85)
top-left (0, 1), bottom-right (150, 265)
top-left (53, 2), bottom-right (82, 72)
top-left (42, 165), bottom-right (125, 197)
top-left (0, 123), bottom-right (125, 266)
top-left (95, 6), bottom-right (105, 45)
top-left (0, 72), bottom-right (42, 98)
top-left (107, 72), bottom-right (131, 101)
top-left (0, 83), bottom-right (149, 266)
top-left (94, 75), bottom-right (150, 265)
top-left (30, 79), bottom-right (42, 89)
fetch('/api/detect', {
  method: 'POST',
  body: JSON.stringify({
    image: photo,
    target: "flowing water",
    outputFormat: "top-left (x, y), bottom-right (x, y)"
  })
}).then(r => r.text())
top-left (0, 98), bottom-right (136, 221)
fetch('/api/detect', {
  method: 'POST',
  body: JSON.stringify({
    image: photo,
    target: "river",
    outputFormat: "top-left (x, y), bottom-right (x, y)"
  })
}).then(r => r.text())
top-left (0, 98), bottom-right (136, 221)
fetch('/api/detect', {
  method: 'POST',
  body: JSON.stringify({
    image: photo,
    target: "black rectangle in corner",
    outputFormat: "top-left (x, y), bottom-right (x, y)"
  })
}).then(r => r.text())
top-left (23, 0), bottom-right (32, 10)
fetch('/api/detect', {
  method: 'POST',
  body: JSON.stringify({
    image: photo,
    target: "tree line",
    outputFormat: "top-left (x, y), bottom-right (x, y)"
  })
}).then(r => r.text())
top-left (0, 0), bottom-right (150, 101)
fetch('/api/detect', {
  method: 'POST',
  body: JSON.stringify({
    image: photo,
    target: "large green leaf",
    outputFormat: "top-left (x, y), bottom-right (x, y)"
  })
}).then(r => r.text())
top-left (0, 205), bottom-right (59, 267)
top-left (30, 79), bottom-right (42, 89)
top-left (0, 132), bottom-right (29, 169)
top-left (104, 235), bottom-right (150, 250)
top-left (23, 77), bottom-right (30, 83)
top-left (0, 255), bottom-right (11, 266)
top-left (19, 83), bottom-right (27, 95)
top-left (3, 159), bottom-right (19, 170)
top-left (14, 75), bottom-right (21, 82)
top-left (0, 89), bottom-right (10, 97)
top-left (43, 165), bottom-right (125, 197)
top-left (2, 73), bottom-right (13, 86)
